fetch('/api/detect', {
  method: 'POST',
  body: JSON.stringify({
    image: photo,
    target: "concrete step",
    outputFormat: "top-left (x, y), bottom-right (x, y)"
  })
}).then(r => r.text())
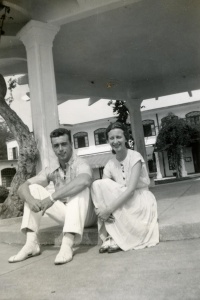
top-left (0, 217), bottom-right (98, 246)
top-left (1, 178), bottom-right (200, 246)
top-left (1, 216), bottom-right (200, 246)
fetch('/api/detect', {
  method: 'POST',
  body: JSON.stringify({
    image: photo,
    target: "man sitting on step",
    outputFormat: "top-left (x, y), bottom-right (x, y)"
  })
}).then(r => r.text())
top-left (8, 128), bottom-right (97, 265)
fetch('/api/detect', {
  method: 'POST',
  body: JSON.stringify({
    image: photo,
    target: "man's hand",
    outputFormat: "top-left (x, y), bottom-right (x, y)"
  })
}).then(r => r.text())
top-left (27, 199), bottom-right (42, 213)
top-left (95, 207), bottom-right (115, 223)
top-left (41, 197), bottom-right (54, 216)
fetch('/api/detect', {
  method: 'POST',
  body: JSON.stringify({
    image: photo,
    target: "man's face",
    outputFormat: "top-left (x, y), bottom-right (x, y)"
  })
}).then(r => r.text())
top-left (51, 134), bottom-right (72, 163)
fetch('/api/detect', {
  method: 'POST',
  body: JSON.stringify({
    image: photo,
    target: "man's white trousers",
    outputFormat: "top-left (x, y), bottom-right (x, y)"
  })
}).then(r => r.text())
top-left (21, 184), bottom-right (97, 245)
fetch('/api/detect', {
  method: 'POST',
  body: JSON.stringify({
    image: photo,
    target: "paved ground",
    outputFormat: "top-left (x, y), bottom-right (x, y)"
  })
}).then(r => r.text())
top-left (0, 177), bottom-right (200, 300)
top-left (1, 239), bottom-right (200, 300)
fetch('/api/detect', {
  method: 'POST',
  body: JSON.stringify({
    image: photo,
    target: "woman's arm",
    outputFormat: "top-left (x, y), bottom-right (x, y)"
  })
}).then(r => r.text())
top-left (109, 161), bottom-right (142, 212)
top-left (97, 161), bottom-right (142, 220)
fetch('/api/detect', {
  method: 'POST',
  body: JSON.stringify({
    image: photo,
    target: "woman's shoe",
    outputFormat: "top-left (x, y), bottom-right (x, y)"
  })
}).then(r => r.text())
top-left (99, 236), bottom-right (111, 254)
top-left (107, 240), bottom-right (122, 253)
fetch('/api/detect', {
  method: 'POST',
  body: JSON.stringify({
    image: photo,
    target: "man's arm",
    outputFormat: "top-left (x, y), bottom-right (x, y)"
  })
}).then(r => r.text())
top-left (52, 173), bottom-right (92, 201)
top-left (18, 181), bottom-right (42, 213)
top-left (40, 173), bottom-right (92, 216)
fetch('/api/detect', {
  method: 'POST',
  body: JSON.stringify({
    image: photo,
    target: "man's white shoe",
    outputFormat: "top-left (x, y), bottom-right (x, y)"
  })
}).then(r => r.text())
top-left (8, 243), bottom-right (41, 263)
top-left (54, 245), bottom-right (73, 265)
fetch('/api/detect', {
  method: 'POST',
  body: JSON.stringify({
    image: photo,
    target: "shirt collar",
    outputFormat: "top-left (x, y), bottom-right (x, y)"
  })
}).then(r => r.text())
top-left (50, 152), bottom-right (76, 173)
top-left (67, 152), bottom-right (75, 166)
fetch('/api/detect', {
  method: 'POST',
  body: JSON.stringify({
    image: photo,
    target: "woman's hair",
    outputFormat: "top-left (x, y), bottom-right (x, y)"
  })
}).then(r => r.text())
top-left (106, 122), bottom-right (130, 152)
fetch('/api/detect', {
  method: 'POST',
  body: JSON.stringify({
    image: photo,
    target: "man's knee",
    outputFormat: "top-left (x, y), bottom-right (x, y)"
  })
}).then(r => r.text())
top-left (29, 184), bottom-right (50, 200)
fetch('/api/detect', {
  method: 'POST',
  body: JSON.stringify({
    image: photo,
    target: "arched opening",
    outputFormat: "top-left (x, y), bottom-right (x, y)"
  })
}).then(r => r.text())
top-left (1, 168), bottom-right (16, 187)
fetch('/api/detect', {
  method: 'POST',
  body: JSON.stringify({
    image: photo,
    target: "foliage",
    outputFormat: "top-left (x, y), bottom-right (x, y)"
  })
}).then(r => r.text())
top-left (108, 100), bottom-right (129, 123)
top-left (5, 77), bottom-right (17, 105)
top-left (0, 74), bottom-right (38, 218)
top-left (0, 186), bottom-right (9, 203)
top-left (155, 113), bottom-right (199, 177)
top-left (108, 99), bottom-right (145, 123)
top-left (0, 121), bottom-right (12, 160)
top-left (0, 76), bottom-right (17, 159)
top-left (108, 100), bottom-right (135, 149)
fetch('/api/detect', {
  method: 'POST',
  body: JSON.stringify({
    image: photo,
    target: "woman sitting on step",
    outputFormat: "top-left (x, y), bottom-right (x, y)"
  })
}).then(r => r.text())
top-left (91, 121), bottom-right (159, 253)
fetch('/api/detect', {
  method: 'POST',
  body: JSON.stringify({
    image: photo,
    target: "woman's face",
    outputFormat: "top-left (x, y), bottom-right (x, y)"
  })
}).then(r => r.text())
top-left (107, 128), bottom-right (127, 153)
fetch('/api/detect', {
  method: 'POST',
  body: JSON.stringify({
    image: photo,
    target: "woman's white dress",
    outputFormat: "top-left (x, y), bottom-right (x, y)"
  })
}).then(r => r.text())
top-left (91, 149), bottom-right (159, 251)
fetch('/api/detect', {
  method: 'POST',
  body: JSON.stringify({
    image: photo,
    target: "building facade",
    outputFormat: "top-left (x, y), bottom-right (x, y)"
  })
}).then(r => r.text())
top-left (141, 99), bottom-right (200, 178)
top-left (0, 138), bottom-right (18, 187)
top-left (0, 99), bottom-right (199, 187)
top-left (63, 99), bottom-right (200, 180)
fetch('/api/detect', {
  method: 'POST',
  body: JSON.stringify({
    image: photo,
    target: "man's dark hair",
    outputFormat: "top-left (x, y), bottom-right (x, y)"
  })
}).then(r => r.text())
top-left (50, 128), bottom-right (71, 143)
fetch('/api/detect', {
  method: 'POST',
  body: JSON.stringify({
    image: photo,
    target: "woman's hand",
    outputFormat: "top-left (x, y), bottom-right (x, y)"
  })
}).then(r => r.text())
top-left (95, 207), bottom-right (115, 223)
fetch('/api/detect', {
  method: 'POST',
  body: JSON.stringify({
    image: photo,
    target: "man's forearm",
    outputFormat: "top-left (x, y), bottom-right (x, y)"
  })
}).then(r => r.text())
top-left (52, 174), bottom-right (92, 201)
top-left (18, 181), bottom-right (34, 203)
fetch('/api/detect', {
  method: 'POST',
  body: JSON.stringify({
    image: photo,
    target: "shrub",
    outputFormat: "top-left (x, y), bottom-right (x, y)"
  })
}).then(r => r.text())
top-left (0, 185), bottom-right (9, 203)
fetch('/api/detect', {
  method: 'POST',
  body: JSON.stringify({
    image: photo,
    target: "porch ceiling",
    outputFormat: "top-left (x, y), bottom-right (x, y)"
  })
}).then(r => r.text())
top-left (0, 0), bottom-right (200, 101)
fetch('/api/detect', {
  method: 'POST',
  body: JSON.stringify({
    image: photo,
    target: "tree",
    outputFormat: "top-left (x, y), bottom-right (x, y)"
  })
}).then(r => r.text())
top-left (155, 113), bottom-right (199, 178)
top-left (0, 74), bottom-right (38, 219)
top-left (108, 100), bottom-right (145, 124)
top-left (0, 121), bottom-right (10, 160)
top-left (108, 100), bottom-right (129, 123)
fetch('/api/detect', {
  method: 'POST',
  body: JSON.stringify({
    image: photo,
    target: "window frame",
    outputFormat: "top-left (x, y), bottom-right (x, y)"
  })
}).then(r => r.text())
top-left (185, 111), bottom-right (200, 125)
top-left (73, 132), bottom-right (89, 149)
top-left (142, 119), bottom-right (156, 137)
top-left (94, 128), bottom-right (107, 145)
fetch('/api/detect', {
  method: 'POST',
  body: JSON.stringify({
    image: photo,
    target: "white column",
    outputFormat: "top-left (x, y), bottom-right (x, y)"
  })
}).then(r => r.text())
top-left (181, 148), bottom-right (187, 177)
top-left (154, 152), bottom-right (163, 179)
top-left (126, 99), bottom-right (148, 167)
top-left (17, 21), bottom-right (60, 171)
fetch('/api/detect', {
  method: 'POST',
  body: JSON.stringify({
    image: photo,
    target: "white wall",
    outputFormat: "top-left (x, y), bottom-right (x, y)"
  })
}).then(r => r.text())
top-left (184, 147), bottom-right (195, 174)
top-left (93, 168), bottom-right (101, 180)
top-left (63, 118), bottom-right (115, 156)
top-left (6, 140), bottom-right (19, 160)
top-left (162, 148), bottom-right (194, 177)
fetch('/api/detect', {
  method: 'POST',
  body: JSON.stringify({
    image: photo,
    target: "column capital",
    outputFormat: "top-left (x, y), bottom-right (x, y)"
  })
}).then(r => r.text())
top-left (125, 98), bottom-right (143, 111)
top-left (17, 20), bottom-right (60, 49)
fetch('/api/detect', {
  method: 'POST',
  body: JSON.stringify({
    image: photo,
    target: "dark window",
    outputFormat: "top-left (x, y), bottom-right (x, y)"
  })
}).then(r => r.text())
top-left (12, 147), bottom-right (18, 159)
top-left (186, 111), bottom-right (200, 125)
top-left (94, 128), bottom-right (107, 145)
top-left (73, 132), bottom-right (89, 149)
top-left (167, 153), bottom-right (175, 170)
top-left (99, 167), bottom-right (104, 179)
top-left (1, 168), bottom-right (16, 187)
top-left (142, 120), bottom-right (156, 137)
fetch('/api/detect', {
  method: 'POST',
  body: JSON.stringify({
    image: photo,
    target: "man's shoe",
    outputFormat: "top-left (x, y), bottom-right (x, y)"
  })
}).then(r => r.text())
top-left (54, 245), bottom-right (73, 265)
top-left (8, 243), bottom-right (40, 263)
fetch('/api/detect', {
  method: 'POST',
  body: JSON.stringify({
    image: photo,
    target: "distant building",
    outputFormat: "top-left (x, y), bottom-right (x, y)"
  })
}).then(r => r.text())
top-left (63, 99), bottom-right (200, 180)
top-left (0, 136), bottom-right (18, 188)
top-left (0, 98), bottom-right (199, 187)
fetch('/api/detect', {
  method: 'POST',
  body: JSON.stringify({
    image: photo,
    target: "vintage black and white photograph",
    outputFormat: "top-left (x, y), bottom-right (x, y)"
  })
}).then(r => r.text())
top-left (0, 1), bottom-right (200, 299)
